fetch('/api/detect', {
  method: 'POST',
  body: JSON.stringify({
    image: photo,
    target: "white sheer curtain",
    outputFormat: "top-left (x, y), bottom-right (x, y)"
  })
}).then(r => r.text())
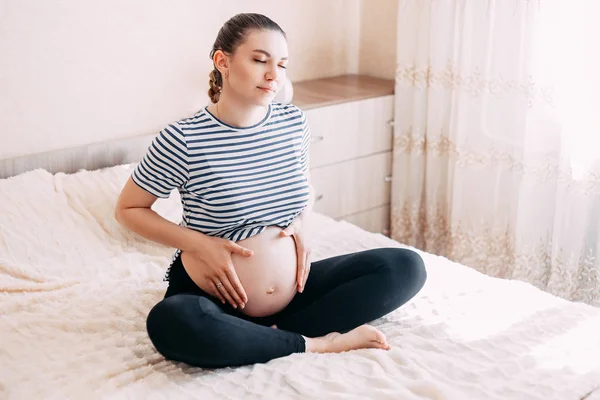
top-left (391, 0), bottom-right (600, 306)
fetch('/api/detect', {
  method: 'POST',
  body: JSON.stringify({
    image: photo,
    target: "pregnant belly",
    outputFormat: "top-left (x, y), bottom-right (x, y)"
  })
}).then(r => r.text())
top-left (232, 226), bottom-right (298, 317)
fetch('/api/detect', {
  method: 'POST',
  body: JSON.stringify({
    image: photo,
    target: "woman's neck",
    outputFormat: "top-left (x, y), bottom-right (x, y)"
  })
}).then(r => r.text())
top-left (210, 96), bottom-right (268, 128)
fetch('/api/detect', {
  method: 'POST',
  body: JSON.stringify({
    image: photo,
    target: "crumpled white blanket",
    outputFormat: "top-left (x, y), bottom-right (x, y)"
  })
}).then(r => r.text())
top-left (1, 164), bottom-right (599, 400)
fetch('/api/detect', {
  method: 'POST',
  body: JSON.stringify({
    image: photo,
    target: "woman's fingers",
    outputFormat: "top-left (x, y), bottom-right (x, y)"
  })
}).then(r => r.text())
top-left (302, 250), bottom-right (311, 289)
top-left (211, 280), bottom-right (227, 304)
top-left (219, 241), bottom-right (249, 307)
top-left (180, 242), bottom-right (250, 309)
top-left (228, 242), bottom-right (253, 257)
top-left (218, 267), bottom-right (246, 309)
top-left (280, 223), bottom-right (296, 237)
top-left (224, 266), bottom-right (248, 305)
top-left (215, 278), bottom-right (239, 308)
top-left (296, 243), bottom-right (305, 292)
top-left (287, 227), bottom-right (309, 293)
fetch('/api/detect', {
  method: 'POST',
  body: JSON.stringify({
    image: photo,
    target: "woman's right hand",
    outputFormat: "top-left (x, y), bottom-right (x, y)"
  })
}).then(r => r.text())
top-left (180, 235), bottom-right (253, 309)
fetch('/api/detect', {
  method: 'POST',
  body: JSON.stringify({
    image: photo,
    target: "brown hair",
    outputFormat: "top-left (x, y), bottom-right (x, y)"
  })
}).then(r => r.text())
top-left (208, 13), bottom-right (286, 103)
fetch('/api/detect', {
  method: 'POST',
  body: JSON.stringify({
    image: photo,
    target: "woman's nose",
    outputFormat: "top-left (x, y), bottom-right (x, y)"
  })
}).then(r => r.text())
top-left (265, 65), bottom-right (279, 81)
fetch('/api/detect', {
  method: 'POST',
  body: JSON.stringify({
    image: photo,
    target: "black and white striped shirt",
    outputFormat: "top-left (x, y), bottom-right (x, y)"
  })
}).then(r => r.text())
top-left (132, 102), bottom-right (311, 280)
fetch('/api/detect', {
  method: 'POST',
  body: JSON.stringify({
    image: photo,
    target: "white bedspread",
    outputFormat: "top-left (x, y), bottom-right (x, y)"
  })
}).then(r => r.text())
top-left (1, 165), bottom-right (599, 400)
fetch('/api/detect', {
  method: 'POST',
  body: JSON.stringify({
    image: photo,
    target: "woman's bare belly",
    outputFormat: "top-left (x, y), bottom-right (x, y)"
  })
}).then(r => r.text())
top-left (232, 226), bottom-right (298, 317)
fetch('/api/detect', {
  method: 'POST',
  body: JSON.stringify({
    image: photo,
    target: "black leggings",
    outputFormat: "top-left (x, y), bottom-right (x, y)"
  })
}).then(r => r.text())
top-left (146, 247), bottom-right (426, 368)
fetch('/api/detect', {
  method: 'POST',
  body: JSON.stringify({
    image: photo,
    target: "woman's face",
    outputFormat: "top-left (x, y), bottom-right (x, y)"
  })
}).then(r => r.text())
top-left (222, 29), bottom-right (289, 106)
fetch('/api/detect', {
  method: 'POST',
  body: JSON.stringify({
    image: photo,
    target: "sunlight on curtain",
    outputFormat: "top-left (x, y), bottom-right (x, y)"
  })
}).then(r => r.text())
top-left (548, 1), bottom-right (600, 178)
top-left (392, 0), bottom-right (600, 306)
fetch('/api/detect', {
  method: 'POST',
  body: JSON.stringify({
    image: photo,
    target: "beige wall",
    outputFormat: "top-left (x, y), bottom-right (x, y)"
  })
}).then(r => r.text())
top-left (359, 0), bottom-right (398, 79)
top-left (0, 0), bottom-right (396, 160)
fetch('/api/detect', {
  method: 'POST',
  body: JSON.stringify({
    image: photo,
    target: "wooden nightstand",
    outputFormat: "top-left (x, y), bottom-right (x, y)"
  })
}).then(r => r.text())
top-left (292, 75), bottom-right (395, 236)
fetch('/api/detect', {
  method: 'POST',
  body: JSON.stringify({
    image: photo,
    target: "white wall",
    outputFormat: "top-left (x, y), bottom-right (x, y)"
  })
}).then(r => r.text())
top-left (0, 0), bottom-right (396, 160)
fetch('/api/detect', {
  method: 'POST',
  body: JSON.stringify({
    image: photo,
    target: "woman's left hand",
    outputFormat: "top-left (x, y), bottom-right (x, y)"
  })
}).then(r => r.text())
top-left (280, 217), bottom-right (311, 293)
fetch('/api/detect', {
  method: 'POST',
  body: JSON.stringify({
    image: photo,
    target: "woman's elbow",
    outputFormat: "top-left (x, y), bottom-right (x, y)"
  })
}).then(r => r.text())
top-left (114, 202), bottom-right (131, 226)
top-left (114, 205), bottom-right (124, 225)
top-left (114, 177), bottom-right (157, 227)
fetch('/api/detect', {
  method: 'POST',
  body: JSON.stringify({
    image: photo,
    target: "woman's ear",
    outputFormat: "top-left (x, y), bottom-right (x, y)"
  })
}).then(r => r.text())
top-left (213, 50), bottom-right (229, 77)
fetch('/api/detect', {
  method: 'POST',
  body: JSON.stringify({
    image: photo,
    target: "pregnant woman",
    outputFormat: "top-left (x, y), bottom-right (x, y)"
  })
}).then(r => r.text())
top-left (115, 13), bottom-right (427, 368)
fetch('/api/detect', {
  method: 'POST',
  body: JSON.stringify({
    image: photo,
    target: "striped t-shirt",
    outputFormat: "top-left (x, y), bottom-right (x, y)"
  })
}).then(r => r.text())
top-left (131, 102), bottom-right (311, 280)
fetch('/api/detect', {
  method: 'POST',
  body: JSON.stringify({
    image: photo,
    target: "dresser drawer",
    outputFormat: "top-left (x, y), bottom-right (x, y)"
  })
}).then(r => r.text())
top-left (310, 152), bottom-right (392, 219)
top-left (305, 95), bottom-right (394, 168)
top-left (339, 205), bottom-right (391, 236)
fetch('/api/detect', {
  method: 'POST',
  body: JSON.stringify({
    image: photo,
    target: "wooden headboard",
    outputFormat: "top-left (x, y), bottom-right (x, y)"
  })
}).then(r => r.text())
top-left (0, 133), bottom-right (154, 179)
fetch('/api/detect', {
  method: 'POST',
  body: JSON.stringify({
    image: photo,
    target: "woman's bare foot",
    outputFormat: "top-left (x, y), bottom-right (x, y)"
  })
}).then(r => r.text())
top-left (304, 325), bottom-right (391, 353)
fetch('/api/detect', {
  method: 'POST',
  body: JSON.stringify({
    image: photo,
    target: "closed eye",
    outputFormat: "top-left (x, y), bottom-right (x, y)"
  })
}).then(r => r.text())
top-left (255, 59), bottom-right (287, 69)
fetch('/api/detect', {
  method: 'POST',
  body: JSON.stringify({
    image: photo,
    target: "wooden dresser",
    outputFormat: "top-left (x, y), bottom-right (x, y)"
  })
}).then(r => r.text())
top-left (292, 75), bottom-right (395, 236)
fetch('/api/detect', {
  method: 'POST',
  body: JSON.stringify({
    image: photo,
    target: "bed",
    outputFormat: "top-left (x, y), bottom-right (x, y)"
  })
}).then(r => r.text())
top-left (1, 163), bottom-right (599, 400)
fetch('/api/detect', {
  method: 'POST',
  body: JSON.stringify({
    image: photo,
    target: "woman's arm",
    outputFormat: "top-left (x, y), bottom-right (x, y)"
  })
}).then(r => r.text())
top-left (114, 177), bottom-right (203, 252)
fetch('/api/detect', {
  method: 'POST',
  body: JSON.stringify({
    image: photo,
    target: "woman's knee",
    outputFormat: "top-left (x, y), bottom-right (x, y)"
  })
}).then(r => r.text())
top-left (374, 247), bottom-right (427, 292)
top-left (146, 294), bottom-right (217, 360)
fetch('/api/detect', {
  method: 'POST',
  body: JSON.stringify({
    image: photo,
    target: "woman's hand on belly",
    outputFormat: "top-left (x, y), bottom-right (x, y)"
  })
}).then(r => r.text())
top-left (279, 217), bottom-right (312, 293)
top-left (180, 234), bottom-right (254, 309)
top-left (232, 226), bottom-right (300, 317)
